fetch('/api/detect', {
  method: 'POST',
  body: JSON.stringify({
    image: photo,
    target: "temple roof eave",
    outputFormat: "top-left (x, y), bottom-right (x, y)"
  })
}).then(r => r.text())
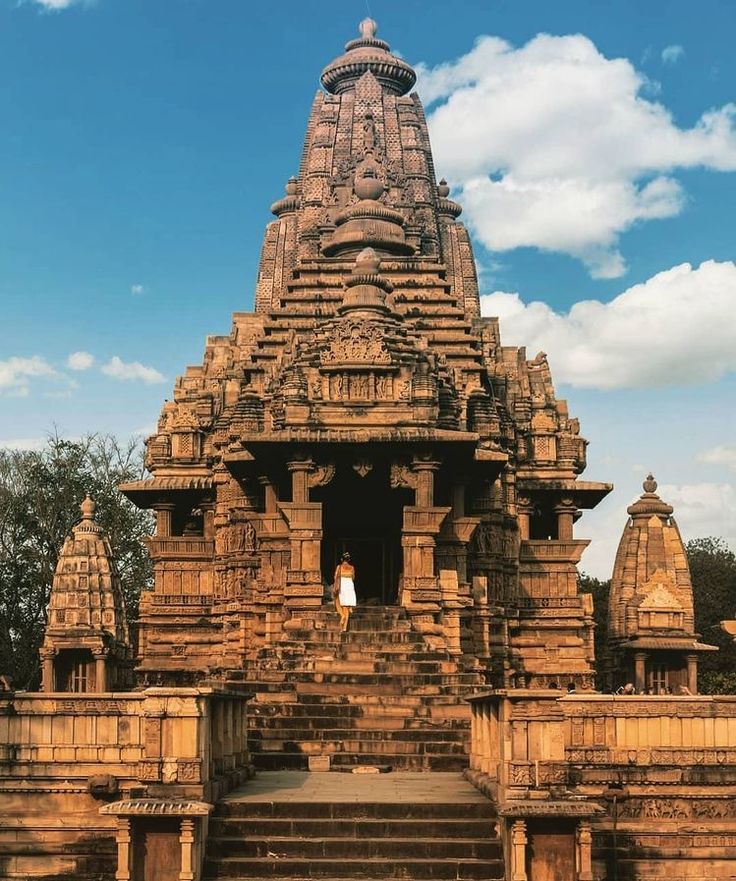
top-left (516, 478), bottom-right (613, 508)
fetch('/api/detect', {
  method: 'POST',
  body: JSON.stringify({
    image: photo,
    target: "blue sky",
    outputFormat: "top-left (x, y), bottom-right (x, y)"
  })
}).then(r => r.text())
top-left (1, 0), bottom-right (734, 577)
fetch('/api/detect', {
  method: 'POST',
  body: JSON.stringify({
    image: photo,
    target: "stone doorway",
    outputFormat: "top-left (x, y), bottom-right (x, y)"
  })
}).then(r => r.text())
top-left (315, 460), bottom-right (411, 605)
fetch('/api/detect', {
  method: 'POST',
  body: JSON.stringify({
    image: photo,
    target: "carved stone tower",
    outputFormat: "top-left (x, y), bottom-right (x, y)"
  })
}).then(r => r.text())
top-left (41, 495), bottom-right (131, 692)
top-left (607, 475), bottom-right (717, 693)
top-left (121, 18), bottom-right (610, 692)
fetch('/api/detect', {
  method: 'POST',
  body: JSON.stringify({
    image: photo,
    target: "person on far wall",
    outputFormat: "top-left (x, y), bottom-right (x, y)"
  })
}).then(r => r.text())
top-left (334, 551), bottom-right (357, 632)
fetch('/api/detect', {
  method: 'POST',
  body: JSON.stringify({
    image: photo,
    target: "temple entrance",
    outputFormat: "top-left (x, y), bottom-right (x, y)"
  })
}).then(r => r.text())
top-left (314, 460), bottom-right (411, 605)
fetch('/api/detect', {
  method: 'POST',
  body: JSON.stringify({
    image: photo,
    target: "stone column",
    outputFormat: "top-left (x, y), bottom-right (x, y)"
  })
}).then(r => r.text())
top-left (577, 820), bottom-right (594, 881)
top-left (93, 650), bottom-right (107, 693)
top-left (634, 652), bottom-right (647, 693)
top-left (412, 456), bottom-right (440, 507)
top-left (114, 817), bottom-right (132, 881)
top-left (258, 476), bottom-right (278, 514)
top-left (554, 498), bottom-right (577, 541)
top-left (687, 653), bottom-right (698, 695)
top-left (287, 456), bottom-right (313, 504)
top-left (510, 819), bottom-right (528, 881)
top-left (517, 497), bottom-right (534, 541)
top-left (179, 817), bottom-right (196, 881)
top-left (201, 503), bottom-right (215, 539)
top-left (155, 503), bottom-right (175, 537)
top-left (40, 650), bottom-right (54, 692)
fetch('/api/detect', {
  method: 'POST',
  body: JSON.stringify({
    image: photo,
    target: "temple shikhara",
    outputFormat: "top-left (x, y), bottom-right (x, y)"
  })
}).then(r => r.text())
top-left (1, 19), bottom-right (734, 881)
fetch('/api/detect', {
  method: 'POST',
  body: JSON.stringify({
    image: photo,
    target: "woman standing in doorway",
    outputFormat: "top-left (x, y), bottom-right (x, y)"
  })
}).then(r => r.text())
top-left (334, 552), bottom-right (357, 632)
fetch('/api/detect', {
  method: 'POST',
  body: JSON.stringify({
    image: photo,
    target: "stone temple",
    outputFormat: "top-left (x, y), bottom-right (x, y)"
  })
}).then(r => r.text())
top-left (1, 19), bottom-right (734, 881)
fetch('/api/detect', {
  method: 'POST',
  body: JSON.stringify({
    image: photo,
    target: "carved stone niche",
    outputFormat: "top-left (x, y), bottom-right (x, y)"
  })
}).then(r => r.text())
top-left (171, 430), bottom-right (203, 462)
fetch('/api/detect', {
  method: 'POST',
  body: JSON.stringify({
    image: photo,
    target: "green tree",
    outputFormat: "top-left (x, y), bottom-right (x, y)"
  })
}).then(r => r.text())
top-left (0, 433), bottom-right (153, 689)
top-left (687, 537), bottom-right (736, 694)
top-left (578, 572), bottom-right (611, 690)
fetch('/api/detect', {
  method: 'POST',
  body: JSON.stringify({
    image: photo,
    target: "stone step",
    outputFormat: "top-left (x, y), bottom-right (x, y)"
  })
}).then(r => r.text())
top-left (251, 750), bottom-right (468, 772)
top-left (248, 727), bottom-right (467, 742)
top-left (250, 738), bottom-right (468, 756)
top-left (211, 836), bottom-right (501, 860)
top-left (209, 817), bottom-right (496, 838)
top-left (204, 855), bottom-right (501, 879)
top-left (214, 798), bottom-right (496, 821)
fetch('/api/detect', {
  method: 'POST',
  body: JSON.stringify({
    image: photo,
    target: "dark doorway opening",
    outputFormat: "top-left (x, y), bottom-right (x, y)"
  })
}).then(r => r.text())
top-left (55, 649), bottom-right (94, 692)
top-left (314, 460), bottom-right (412, 605)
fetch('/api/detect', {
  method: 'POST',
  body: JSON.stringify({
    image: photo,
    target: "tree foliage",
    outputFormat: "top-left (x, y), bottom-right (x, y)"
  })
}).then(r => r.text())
top-left (687, 536), bottom-right (736, 694)
top-left (0, 433), bottom-right (153, 689)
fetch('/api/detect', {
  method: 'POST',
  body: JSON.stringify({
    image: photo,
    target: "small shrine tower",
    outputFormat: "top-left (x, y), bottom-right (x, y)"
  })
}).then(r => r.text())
top-left (607, 475), bottom-right (717, 693)
top-left (40, 495), bottom-right (132, 692)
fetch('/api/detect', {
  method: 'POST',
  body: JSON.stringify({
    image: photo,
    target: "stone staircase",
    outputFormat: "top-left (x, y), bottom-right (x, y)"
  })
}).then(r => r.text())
top-left (233, 606), bottom-right (484, 771)
top-left (203, 771), bottom-right (504, 880)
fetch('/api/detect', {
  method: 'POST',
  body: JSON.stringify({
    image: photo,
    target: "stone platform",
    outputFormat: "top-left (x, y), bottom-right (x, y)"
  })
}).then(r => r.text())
top-left (204, 771), bottom-right (504, 880)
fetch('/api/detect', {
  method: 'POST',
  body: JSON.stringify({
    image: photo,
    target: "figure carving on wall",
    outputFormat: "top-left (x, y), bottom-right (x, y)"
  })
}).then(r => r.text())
top-left (308, 462), bottom-right (336, 488)
top-left (362, 110), bottom-right (378, 153)
top-left (390, 461), bottom-right (418, 490)
top-left (243, 521), bottom-right (257, 553)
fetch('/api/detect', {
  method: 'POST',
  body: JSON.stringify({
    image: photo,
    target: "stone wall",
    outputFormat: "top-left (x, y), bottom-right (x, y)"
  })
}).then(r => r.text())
top-left (468, 691), bottom-right (736, 880)
top-left (0, 687), bottom-right (250, 880)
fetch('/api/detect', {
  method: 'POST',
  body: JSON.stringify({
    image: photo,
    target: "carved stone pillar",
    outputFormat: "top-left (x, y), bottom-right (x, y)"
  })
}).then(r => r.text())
top-left (634, 652), bottom-right (647, 693)
top-left (412, 456), bottom-right (440, 507)
top-left (201, 503), bottom-right (215, 539)
top-left (114, 817), bottom-right (132, 881)
top-left (554, 498), bottom-right (577, 541)
top-left (577, 820), bottom-right (593, 881)
top-left (155, 503), bottom-right (175, 538)
top-left (40, 650), bottom-right (54, 692)
top-left (287, 456), bottom-right (314, 504)
top-left (179, 818), bottom-right (196, 881)
top-left (93, 650), bottom-right (107, 692)
top-left (517, 496), bottom-right (534, 541)
top-left (258, 476), bottom-right (278, 514)
top-left (510, 819), bottom-right (528, 881)
top-left (686, 653), bottom-right (698, 694)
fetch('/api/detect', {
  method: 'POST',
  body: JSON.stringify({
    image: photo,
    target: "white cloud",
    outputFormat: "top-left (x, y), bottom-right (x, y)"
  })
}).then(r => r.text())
top-left (131, 284), bottom-right (145, 296)
top-left (480, 259), bottom-right (736, 389)
top-left (661, 44), bottom-right (685, 65)
top-left (101, 356), bottom-right (165, 384)
top-left (697, 445), bottom-right (736, 472)
top-left (28, 0), bottom-right (91, 9)
top-left (67, 351), bottom-right (94, 371)
top-left (660, 481), bottom-right (736, 544)
top-left (416, 34), bottom-right (736, 276)
top-left (0, 437), bottom-right (47, 451)
top-left (0, 356), bottom-right (56, 395)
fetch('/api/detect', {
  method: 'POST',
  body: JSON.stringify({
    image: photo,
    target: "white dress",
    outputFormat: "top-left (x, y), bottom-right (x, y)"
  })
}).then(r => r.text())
top-left (339, 575), bottom-right (357, 607)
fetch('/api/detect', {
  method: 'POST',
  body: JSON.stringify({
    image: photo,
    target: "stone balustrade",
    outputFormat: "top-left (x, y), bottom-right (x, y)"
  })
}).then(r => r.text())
top-left (468, 690), bottom-right (736, 881)
top-left (0, 687), bottom-right (251, 880)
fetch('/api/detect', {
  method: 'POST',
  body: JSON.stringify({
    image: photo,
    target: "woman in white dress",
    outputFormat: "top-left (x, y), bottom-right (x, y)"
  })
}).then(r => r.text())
top-left (334, 551), bottom-right (357, 632)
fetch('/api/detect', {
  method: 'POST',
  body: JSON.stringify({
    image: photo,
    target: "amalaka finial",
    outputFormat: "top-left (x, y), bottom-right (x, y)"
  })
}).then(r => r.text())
top-left (359, 17), bottom-right (378, 39)
top-left (643, 474), bottom-right (658, 494)
top-left (80, 494), bottom-right (96, 521)
top-left (355, 246), bottom-right (381, 275)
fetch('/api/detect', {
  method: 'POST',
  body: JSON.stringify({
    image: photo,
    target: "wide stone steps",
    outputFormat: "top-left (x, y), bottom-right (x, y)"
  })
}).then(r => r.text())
top-left (240, 605), bottom-right (483, 771)
top-left (204, 773), bottom-right (504, 880)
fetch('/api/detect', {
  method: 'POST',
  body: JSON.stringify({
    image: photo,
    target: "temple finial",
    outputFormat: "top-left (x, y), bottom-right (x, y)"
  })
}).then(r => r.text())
top-left (359, 17), bottom-right (377, 39)
top-left (80, 494), bottom-right (96, 521)
top-left (643, 474), bottom-right (657, 494)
